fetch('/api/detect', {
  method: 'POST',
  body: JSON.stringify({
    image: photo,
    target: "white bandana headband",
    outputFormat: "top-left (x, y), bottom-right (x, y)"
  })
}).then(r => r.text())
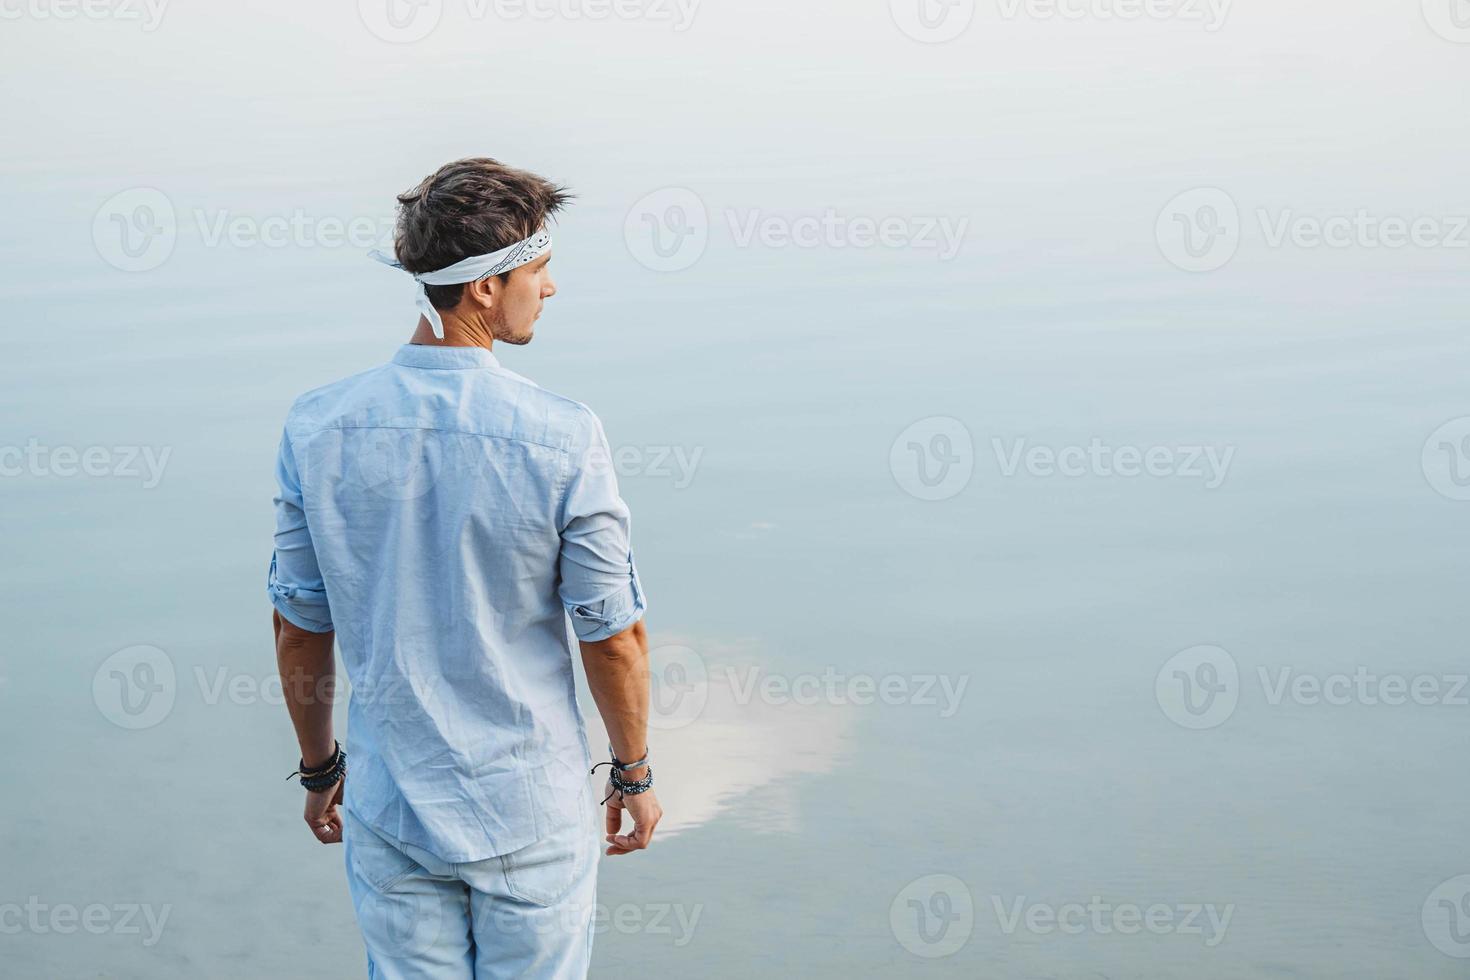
top-left (369, 229), bottom-right (553, 338)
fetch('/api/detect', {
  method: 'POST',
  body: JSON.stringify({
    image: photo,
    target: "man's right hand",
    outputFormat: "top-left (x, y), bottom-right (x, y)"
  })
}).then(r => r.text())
top-left (604, 785), bottom-right (662, 856)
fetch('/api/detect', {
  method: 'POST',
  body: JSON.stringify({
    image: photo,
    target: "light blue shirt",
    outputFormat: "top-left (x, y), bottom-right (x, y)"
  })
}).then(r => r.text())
top-left (268, 344), bottom-right (646, 863)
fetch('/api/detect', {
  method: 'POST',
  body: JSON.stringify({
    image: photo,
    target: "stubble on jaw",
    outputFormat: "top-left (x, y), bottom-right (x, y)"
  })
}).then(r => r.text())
top-left (490, 308), bottom-right (535, 346)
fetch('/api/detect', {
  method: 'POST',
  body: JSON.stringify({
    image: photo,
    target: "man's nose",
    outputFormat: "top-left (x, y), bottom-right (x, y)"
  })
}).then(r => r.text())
top-left (543, 277), bottom-right (557, 298)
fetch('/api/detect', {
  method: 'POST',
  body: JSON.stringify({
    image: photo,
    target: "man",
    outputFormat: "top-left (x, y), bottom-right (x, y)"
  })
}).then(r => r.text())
top-left (268, 157), bottom-right (661, 979)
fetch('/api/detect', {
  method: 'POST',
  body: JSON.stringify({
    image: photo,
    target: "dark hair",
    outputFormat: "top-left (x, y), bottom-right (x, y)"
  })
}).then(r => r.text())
top-left (392, 157), bottom-right (572, 310)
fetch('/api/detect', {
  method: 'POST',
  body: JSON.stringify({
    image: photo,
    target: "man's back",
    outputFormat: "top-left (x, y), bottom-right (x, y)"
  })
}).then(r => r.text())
top-left (271, 158), bottom-right (660, 980)
top-left (270, 343), bottom-right (646, 863)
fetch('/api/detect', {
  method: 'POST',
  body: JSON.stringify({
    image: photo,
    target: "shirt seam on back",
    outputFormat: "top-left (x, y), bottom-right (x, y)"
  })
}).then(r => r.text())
top-left (295, 421), bottom-right (573, 456)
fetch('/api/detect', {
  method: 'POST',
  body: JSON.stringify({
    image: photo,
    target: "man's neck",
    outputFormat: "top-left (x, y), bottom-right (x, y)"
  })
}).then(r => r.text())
top-left (409, 314), bottom-right (494, 350)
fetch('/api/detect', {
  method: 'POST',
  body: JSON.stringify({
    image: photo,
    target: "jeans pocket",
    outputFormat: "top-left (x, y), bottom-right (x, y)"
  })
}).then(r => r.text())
top-left (348, 820), bottom-right (422, 894)
top-left (498, 824), bottom-right (587, 908)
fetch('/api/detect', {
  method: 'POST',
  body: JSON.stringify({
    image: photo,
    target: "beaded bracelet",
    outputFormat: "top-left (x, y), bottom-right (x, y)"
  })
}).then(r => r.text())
top-left (611, 765), bottom-right (654, 796)
top-left (591, 751), bottom-right (654, 804)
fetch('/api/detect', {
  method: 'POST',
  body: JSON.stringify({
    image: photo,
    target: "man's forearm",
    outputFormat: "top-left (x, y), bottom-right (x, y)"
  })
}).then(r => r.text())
top-left (578, 619), bottom-right (650, 778)
top-left (274, 610), bottom-right (338, 767)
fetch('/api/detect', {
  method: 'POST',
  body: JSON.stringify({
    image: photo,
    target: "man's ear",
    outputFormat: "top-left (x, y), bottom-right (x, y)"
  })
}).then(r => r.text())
top-left (463, 276), bottom-right (498, 310)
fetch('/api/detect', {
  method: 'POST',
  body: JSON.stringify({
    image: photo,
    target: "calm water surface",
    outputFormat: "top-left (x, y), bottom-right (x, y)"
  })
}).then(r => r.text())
top-left (3, 4), bottom-right (1469, 977)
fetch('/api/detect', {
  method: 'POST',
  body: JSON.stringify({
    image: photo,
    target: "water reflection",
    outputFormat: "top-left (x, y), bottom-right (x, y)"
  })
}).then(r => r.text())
top-left (580, 635), bottom-right (854, 838)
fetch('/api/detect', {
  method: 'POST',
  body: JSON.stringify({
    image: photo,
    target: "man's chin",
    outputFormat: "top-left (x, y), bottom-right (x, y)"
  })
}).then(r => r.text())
top-left (489, 315), bottom-right (534, 345)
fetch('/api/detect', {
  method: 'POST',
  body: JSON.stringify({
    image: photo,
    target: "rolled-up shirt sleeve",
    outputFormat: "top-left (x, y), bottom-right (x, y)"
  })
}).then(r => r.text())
top-left (268, 425), bottom-right (334, 633)
top-left (558, 409), bottom-right (647, 642)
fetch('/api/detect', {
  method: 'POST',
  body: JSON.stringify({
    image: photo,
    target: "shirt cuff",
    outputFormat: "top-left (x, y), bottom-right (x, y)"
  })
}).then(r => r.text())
top-left (268, 559), bottom-right (334, 633)
top-left (566, 563), bottom-right (646, 642)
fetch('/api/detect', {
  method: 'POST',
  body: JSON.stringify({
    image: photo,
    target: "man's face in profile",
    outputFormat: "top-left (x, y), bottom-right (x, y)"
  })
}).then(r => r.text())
top-left (491, 252), bottom-right (556, 346)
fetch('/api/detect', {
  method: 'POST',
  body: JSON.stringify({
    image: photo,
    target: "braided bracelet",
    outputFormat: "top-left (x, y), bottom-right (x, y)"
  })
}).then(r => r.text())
top-left (286, 741), bottom-right (347, 792)
top-left (609, 745), bottom-right (649, 772)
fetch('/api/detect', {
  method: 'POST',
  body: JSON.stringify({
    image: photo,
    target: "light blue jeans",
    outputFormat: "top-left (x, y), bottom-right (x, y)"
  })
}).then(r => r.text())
top-left (343, 802), bottom-right (598, 979)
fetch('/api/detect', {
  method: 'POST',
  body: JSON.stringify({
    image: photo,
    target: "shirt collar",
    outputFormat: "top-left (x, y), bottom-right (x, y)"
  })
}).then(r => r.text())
top-left (391, 344), bottom-right (501, 371)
